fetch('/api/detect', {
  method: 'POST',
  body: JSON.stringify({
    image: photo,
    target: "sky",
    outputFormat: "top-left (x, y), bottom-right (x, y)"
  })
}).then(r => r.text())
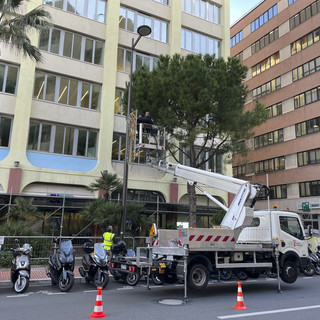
top-left (230, 0), bottom-right (264, 25)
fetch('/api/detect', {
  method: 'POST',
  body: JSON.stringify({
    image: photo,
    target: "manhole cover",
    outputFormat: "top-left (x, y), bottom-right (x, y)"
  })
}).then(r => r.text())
top-left (158, 299), bottom-right (185, 306)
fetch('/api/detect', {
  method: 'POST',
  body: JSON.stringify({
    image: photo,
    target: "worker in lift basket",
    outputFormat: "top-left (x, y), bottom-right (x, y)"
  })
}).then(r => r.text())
top-left (102, 225), bottom-right (117, 259)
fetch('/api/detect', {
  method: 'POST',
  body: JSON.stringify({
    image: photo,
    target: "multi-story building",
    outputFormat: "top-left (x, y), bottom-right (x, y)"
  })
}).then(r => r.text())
top-left (0, 0), bottom-right (230, 234)
top-left (231, 0), bottom-right (320, 231)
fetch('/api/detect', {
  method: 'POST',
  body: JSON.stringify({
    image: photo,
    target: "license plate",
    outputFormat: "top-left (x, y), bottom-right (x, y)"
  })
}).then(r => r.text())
top-left (121, 264), bottom-right (127, 270)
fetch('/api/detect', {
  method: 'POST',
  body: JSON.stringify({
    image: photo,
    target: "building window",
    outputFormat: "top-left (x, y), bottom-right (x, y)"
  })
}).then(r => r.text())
top-left (270, 185), bottom-right (287, 199)
top-left (43, 0), bottom-right (106, 23)
top-left (39, 28), bottom-right (104, 65)
top-left (233, 164), bottom-right (246, 178)
top-left (296, 117), bottom-right (320, 137)
top-left (291, 27), bottom-right (320, 55)
top-left (0, 63), bottom-right (19, 95)
top-left (119, 7), bottom-right (169, 43)
top-left (117, 48), bottom-right (158, 73)
top-left (252, 77), bottom-right (281, 100)
top-left (181, 28), bottom-right (221, 56)
top-left (252, 52), bottom-right (279, 77)
top-left (182, 0), bottom-right (220, 24)
top-left (230, 30), bottom-right (243, 48)
top-left (27, 121), bottom-right (98, 158)
top-left (298, 148), bottom-right (320, 166)
top-left (114, 89), bottom-right (124, 115)
top-left (0, 116), bottom-right (12, 148)
top-left (300, 180), bottom-right (320, 197)
top-left (288, 0), bottom-right (297, 5)
top-left (267, 102), bottom-right (282, 118)
top-left (251, 4), bottom-right (277, 32)
top-left (293, 56), bottom-right (320, 81)
top-left (294, 86), bottom-right (320, 108)
top-left (33, 71), bottom-right (101, 110)
top-left (254, 156), bottom-right (285, 174)
top-left (289, 1), bottom-right (320, 30)
top-left (179, 146), bottom-right (223, 173)
top-left (234, 52), bottom-right (243, 62)
top-left (251, 27), bottom-right (279, 55)
top-left (254, 129), bottom-right (284, 149)
top-left (154, 0), bottom-right (168, 4)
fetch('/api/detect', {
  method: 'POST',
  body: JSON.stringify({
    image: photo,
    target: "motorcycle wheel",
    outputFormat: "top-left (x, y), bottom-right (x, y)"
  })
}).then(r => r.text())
top-left (94, 272), bottom-right (109, 289)
top-left (14, 276), bottom-right (29, 294)
top-left (220, 269), bottom-right (232, 281)
top-left (58, 273), bottom-right (74, 292)
top-left (126, 273), bottom-right (140, 286)
top-left (151, 274), bottom-right (164, 285)
top-left (265, 269), bottom-right (278, 278)
top-left (235, 270), bottom-right (248, 281)
top-left (315, 264), bottom-right (320, 275)
top-left (302, 264), bottom-right (315, 276)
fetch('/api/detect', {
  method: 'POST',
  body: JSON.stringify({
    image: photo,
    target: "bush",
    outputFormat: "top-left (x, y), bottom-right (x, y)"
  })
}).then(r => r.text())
top-left (0, 251), bottom-right (13, 268)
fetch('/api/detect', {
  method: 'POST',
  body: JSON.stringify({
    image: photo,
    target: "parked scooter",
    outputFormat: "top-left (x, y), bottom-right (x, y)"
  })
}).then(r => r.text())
top-left (78, 241), bottom-right (109, 288)
top-left (46, 238), bottom-right (75, 292)
top-left (9, 239), bottom-right (32, 293)
top-left (302, 244), bottom-right (320, 276)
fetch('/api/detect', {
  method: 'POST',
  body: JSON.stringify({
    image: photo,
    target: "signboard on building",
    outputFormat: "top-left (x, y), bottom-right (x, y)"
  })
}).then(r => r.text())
top-left (302, 202), bottom-right (310, 211)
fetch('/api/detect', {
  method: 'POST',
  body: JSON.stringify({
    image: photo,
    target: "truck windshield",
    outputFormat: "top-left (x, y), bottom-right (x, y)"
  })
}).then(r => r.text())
top-left (279, 216), bottom-right (304, 240)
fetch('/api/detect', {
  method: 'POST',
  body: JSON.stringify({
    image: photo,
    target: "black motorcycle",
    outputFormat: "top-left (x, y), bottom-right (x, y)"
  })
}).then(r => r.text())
top-left (79, 241), bottom-right (109, 288)
top-left (10, 239), bottom-right (32, 293)
top-left (302, 244), bottom-right (320, 276)
top-left (46, 238), bottom-right (75, 292)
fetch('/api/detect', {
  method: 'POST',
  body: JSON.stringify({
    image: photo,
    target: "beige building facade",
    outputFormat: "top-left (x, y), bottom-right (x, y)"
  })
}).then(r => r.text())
top-left (0, 0), bottom-right (230, 233)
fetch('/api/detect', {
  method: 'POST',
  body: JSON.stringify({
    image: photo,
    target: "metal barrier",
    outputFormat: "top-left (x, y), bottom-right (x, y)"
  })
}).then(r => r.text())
top-left (0, 235), bottom-right (150, 263)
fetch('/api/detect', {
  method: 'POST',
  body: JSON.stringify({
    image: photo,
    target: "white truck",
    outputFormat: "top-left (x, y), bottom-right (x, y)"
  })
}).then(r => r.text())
top-left (150, 161), bottom-right (311, 290)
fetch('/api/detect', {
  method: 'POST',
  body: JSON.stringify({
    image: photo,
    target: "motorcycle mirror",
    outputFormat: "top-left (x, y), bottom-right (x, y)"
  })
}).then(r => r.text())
top-left (15, 239), bottom-right (19, 244)
top-left (53, 237), bottom-right (59, 244)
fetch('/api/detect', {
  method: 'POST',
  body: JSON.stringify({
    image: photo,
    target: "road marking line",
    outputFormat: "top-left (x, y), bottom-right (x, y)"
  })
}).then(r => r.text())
top-left (302, 277), bottom-right (314, 280)
top-left (84, 290), bottom-right (98, 293)
top-left (117, 287), bottom-right (134, 290)
top-left (218, 305), bottom-right (320, 319)
top-left (47, 292), bottom-right (67, 295)
top-left (7, 294), bottom-right (28, 298)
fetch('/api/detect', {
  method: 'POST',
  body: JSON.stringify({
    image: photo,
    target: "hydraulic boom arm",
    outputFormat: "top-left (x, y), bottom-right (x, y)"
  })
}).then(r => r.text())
top-left (154, 161), bottom-right (266, 230)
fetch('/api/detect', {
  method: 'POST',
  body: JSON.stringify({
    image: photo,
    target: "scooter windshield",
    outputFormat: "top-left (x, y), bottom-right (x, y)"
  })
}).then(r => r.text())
top-left (60, 240), bottom-right (73, 255)
top-left (94, 243), bottom-right (106, 259)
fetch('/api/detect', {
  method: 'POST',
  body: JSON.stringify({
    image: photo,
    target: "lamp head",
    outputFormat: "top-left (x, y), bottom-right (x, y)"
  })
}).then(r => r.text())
top-left (137, 25), bottom-right (152, 37)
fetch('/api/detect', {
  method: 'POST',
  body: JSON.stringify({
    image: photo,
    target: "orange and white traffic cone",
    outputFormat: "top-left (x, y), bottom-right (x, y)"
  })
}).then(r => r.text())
top-left (232, 281), bottom-right (249, 310)
top-left (90, 287), bottom-right (107, 319)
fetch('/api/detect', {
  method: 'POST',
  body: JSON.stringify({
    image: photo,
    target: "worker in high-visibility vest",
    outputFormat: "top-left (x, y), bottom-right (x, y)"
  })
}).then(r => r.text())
top-left (102, 225), bottom-right (117, 258)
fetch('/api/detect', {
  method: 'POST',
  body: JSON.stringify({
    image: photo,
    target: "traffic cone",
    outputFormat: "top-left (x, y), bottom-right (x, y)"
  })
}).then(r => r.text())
top-left (232, 281), bottom-right (249, 310)
top-left (90, 287), bottom-right (107, 319)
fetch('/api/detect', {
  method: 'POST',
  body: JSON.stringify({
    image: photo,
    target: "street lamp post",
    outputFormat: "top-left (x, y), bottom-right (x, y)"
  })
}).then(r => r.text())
top-left (120, 25), bottom-right (152, 241)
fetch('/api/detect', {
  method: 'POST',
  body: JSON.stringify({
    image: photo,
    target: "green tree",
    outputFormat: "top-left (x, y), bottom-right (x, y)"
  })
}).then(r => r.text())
top-left (126, 54), bottom-right (268, 227)
top-left (0, 0), bottom-right (51, 62)
top-left (5, 197), bottom-right (43, 222)
top-left (88, 171), bottom-right (123, 200)
top-left (82, 172), bottom-right (148, 237)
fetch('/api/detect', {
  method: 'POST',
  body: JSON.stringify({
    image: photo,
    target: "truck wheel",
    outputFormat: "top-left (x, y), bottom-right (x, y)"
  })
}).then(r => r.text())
top-left (280, 260), bottom-right (299, 283)
top-left (187, 264), bottom-right (209, 290)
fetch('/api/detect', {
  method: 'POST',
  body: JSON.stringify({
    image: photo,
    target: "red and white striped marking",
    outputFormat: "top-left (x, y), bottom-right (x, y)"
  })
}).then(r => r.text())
top-left (188, 235), bottom-right (235, 242)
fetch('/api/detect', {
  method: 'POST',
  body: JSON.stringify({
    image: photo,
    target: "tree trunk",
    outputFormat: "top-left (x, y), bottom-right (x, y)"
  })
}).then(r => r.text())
top-left (187, 183), bottom-right (197, 227)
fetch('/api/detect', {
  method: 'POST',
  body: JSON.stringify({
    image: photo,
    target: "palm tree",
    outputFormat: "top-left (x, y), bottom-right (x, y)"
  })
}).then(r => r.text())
top-left (88, 171), bottom-right (123, 200)
top-left (0, 0), bottom-right (51, 62)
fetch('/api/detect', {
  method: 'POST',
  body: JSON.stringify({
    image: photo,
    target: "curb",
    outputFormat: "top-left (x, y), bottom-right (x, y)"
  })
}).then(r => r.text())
top-left (0, 276), bottom-right (84, 288)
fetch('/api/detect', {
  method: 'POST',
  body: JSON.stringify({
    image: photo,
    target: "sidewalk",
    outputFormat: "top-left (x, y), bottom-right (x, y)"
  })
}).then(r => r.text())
top-left (0, 266), bottom-right (82, 287)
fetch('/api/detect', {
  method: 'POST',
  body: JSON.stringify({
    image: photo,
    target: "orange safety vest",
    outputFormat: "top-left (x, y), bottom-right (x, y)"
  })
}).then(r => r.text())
top-left (103, 232), bottom-right (115, 250)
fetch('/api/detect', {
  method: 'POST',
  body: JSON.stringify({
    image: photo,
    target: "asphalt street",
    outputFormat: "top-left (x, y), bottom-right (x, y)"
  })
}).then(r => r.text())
top-left (1, 275), bottom-right (320, 320)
